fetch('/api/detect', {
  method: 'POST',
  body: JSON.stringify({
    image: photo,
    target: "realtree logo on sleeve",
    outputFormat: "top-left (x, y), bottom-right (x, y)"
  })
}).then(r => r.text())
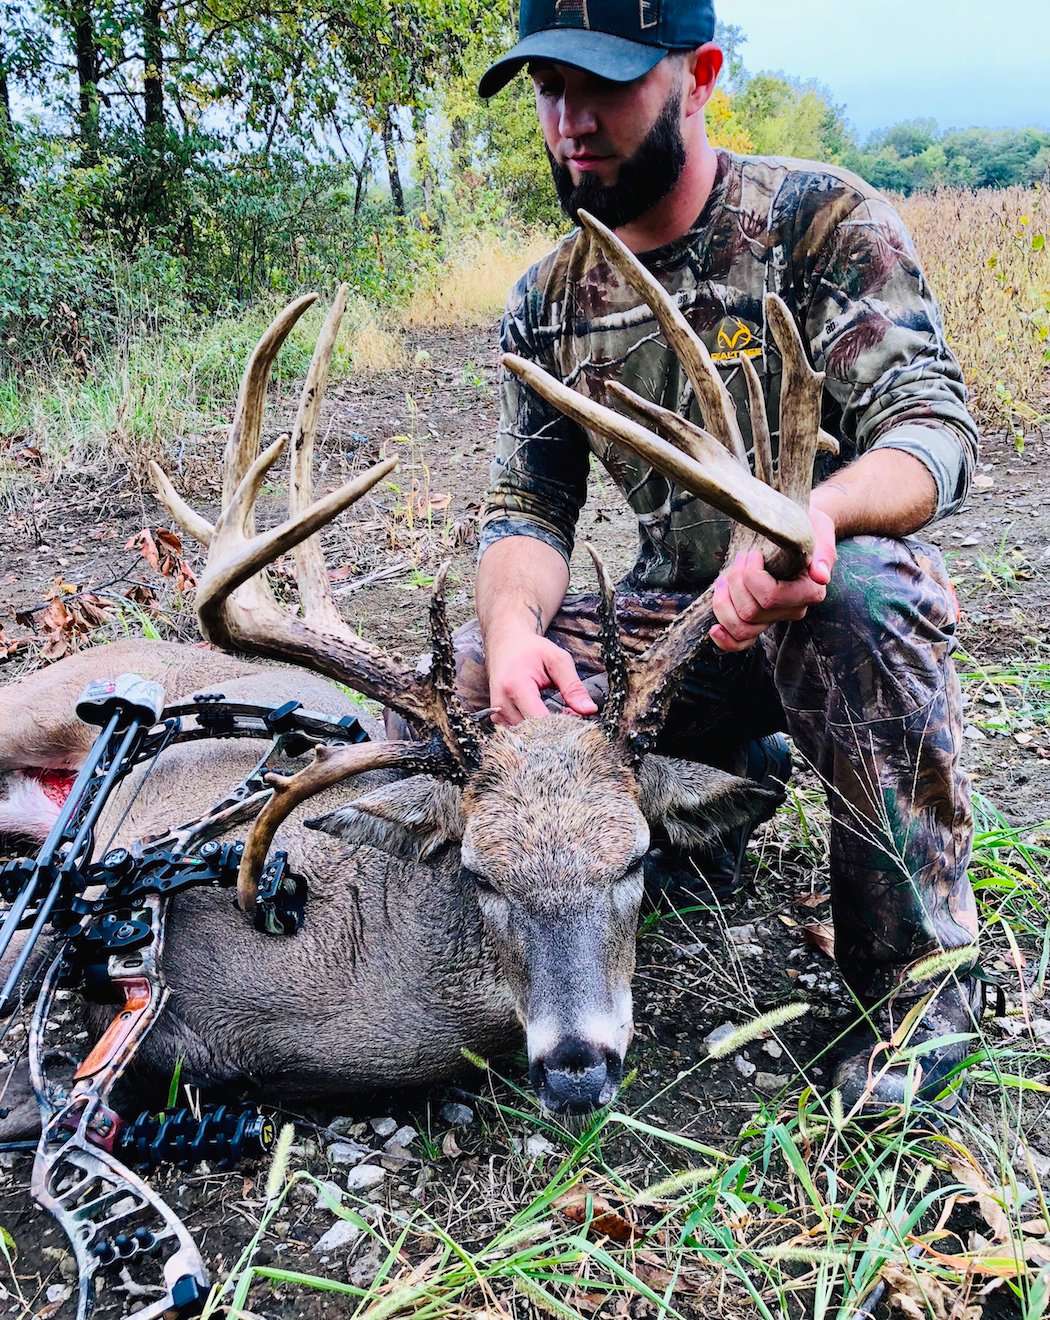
top-left (711, 316), bottom-right (763, 363)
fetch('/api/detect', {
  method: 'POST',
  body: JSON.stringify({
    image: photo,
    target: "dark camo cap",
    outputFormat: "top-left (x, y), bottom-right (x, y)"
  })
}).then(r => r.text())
top-left (479, 0), bottom-right (716, 98)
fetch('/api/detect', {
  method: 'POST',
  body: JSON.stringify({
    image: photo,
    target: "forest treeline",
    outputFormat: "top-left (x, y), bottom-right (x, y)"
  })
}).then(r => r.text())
top-left (1, 3), bottom-right (1048, 373)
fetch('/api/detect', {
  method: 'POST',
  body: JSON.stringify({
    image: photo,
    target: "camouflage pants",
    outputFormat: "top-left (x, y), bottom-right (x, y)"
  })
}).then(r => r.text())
top-left (397, 536), bottom-right (978, 1000)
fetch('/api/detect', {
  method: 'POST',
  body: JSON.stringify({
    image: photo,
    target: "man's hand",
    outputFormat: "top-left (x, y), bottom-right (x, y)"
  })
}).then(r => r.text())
top-left (709, 506), bottom-right (837, 653)
top-left (487, 632), bottom-right (598, 727)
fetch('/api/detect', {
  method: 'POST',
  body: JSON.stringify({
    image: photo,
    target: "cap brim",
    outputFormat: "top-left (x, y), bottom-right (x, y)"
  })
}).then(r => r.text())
top-left (478, 29), bottom-right (666, 99)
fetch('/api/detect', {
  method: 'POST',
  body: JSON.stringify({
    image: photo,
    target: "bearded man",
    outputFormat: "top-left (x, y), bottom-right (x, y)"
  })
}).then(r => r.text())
top-left (450, 2), bottom-right (985, 1114)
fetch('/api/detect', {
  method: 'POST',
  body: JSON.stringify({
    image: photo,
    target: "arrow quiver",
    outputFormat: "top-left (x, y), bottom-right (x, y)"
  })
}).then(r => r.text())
top-left (0, 672), bottom-right (371, 1318)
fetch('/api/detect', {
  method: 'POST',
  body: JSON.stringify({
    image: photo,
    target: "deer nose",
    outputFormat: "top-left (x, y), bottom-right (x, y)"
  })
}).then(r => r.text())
top-left (532, 1037), bottom-right (621, 1115)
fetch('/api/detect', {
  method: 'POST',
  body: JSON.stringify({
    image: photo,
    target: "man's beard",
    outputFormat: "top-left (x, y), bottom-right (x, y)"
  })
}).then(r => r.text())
top-left (547, 88), bottom-right (686, 230)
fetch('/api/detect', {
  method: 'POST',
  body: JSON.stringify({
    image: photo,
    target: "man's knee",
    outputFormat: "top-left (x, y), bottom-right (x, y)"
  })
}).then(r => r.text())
top-left (811, 535), bottom-right (958, 640)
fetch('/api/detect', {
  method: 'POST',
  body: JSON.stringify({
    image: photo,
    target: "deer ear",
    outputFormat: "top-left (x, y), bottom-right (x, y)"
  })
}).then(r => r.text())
top-left (307, 775), bottom-right (465, 861)
top-left (637, 755), bottom-right (779, 851)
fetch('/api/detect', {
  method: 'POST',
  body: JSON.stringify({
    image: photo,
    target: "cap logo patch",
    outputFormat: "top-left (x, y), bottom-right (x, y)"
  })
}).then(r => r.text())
top-left (712, 317), bottom-right (763, 363)
top-left (639, 0), bottom-right (659, 29)
top-left (554, 0), bottom-right (589, 28)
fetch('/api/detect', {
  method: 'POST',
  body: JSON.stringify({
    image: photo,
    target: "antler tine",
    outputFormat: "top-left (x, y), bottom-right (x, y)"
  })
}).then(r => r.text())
top-left (503, 353), bottom-right (813, 562)
top-left (765, 294), bottom-right (826, 507)
top-left (586, 544), bottom-right (629, 737)
top-left (289, 282), bottom-right (349, 633)
top-left (738, 352), bottom-right (775, 488)
top-left (237, 738), bottom-right (450, 914)
top-left (224, 293), bottom-right (318, 517)
top-left (427, 562), bottom-right (484, 773)
top-left (151, 293), bottom-right (444, 728)
top-left (577, 208), bottom-right (747, 464)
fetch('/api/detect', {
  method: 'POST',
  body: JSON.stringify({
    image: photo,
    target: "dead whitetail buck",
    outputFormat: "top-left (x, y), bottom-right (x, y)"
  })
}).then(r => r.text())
top-left (0, 212), bottom-right (832, 1124)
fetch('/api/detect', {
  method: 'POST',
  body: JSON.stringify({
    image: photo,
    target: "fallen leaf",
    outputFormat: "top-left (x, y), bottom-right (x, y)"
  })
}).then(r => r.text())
top-left (801, 921), bottom-right (835, 959)
top-left (795, 891), bottom-right (831, 909)
top-left (441, 1130), bottom-right (462, 1159)
top-left (554, 1189), bottom-right (638, 1244)
top-left (881, 1261), bottom-right (981, 1318)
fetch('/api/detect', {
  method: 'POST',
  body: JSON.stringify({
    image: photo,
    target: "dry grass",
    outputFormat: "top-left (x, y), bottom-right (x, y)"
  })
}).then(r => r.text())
top-left (401, 230), bottom-right (555, 328)
top-left (901, 185), bottom-right (1050, 434)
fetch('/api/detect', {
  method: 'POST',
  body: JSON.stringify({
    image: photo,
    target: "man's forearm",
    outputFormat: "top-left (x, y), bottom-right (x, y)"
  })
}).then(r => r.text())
top-left (476, 536), bottom-right (570, 649)
top-left (811, 448), bottom-right (938, 541)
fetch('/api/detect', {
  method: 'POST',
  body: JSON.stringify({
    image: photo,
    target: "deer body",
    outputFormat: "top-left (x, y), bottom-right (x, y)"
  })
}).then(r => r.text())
top-left (0, 644), bottom-right (516, 1118)
top-left (2, 228), bottom-right (824, 1123)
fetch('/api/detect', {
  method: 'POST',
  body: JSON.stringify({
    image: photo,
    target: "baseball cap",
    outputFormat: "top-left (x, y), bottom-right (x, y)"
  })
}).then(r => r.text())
top-left (479, 0), bottom-right (717, 99)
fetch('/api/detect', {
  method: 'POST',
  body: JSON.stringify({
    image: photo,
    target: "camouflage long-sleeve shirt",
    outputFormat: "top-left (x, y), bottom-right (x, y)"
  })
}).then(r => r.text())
top-left (480, 149), bottom-right (980, 590)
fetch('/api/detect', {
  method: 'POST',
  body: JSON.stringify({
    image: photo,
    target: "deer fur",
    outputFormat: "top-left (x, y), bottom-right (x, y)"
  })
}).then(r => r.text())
top-left (0, 641), bottom-right (766, 1136)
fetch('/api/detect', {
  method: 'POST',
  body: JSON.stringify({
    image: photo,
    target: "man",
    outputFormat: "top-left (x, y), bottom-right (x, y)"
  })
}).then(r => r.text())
top-left (462, 0), bottom-right (983, 1113)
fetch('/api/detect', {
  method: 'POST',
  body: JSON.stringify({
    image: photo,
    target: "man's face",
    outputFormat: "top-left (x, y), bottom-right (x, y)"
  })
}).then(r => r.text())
top-left (530, 57), bottom-right (687, 230)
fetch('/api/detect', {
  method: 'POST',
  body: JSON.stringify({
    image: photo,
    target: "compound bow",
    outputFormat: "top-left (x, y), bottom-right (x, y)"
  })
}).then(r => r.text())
top-left (0, 671), bottom-right (368, 1317)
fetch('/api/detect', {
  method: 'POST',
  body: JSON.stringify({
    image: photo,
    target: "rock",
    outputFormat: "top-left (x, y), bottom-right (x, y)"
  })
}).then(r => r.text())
top-left (439, 1102), bottom-right (474, 1127)
top-left (704, 1022), bottom-right (737, 1049)
top-left (325, 1116), bottom-right (361, 1138)
top-left (525, 1134), bottom-right (556, 1157)
top-left (734, 1056), bottom-right (756, 1078)
top-left (46, 1285), bottom-right (72, 1305)
top-left (755, 1072), bottom-right (789, 1095)
top-left (1030, 1018), bottom-right (1050, 1042)
top-left (798, 973), bottom-right (819, 990)
top-left (381, 1148), bottom-right (416, 1172)
top-left (726, 923), bottom-right (757, 945)
top-left (328, 1140), bottom-right (370, 1165)
top-left (346, 1164), bottom-right (386, 1192)
top-left (349, 1241), bottom-right (388, 1289)
top-left (763, 1041), bottom-right (784, 1060)
top-left (963, 724), bottom-right (987, 741)
top-left (314, 1179), bottom-right (344, 1208)
top-left (383, 1125), bottom-right (417, 1151)
top-left (312, 1219), bottom-right (362, 1255)
top-left (370, 1117), bottom-right (397, 1138)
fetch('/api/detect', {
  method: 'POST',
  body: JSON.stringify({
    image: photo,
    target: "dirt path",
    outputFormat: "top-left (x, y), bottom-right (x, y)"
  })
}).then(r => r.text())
top-left (0, 324), bottom-right (1046, 1319)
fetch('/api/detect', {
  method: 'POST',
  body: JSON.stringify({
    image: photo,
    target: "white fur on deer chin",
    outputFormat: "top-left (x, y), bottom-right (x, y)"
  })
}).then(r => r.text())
top-left (0, 772), bottom-right (62, 842)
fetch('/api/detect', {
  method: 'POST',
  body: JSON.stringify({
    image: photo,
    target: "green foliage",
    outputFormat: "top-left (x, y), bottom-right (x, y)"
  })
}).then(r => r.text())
top-left (846, 123), bottom-right (1050, 196)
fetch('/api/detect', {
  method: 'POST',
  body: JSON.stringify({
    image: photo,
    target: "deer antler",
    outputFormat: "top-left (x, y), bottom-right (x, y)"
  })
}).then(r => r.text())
top-left (502, 209), bottom-right (833, 760)
top-left (236, 738), bottom-right (449, 914)
top-left (151, 286), bottom-right (483, 775)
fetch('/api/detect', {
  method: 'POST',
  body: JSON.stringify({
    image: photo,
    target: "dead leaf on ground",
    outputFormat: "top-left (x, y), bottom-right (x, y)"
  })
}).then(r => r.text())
top-left (126, 527), bottom-right (197, 591)
top-left (0, 628), bottom-right (28, 660)
top-left (554, 1189), bottom-right (639, 1244)
top-left (801, 921), bottom-right (835, 959)
top-left (795, 891), bottom-right (831, 908)
top-left (947, 1153), bottom-right (1011, 1244)
top-left (881, 1262), bottom-right (980, 1318)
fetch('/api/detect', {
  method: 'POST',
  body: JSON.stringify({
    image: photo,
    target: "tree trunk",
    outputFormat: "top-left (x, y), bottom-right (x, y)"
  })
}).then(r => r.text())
top-left (380, 107), bottom-right (404, 215)
top-left (142, 0), bottom-right (164, 149)
top-left (412, 104), bottom-right (439, 229)
top-left (68, 0), bottom-right (100, 162)
top-left (0, 63), bottom-right (16, 195)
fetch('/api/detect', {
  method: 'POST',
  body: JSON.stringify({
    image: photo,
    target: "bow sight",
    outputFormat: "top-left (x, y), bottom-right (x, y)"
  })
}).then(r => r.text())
top-left (0, 672), bottom-right (369, 1319)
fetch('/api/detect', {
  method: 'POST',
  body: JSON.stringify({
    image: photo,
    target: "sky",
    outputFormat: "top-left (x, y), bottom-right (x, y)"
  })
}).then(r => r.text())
top-left (716, 0), bottom-right (1050, 140)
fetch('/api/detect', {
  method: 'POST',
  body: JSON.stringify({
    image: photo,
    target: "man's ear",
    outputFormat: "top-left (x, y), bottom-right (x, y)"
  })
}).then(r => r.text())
top-left (637, 754), bottom-right (779, 850)
top-left (307, 775), bottom-right (464, 861)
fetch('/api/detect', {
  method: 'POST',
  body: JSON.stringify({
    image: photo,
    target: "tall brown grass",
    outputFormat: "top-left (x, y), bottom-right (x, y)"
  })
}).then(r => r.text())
top-left (901, 185), bottom-right (1049, 434)
top-left (401, 230), bottom-right (555, 328)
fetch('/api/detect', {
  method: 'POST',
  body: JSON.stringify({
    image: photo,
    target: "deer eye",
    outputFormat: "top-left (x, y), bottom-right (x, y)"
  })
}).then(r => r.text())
top-left (461, 865), bottom-right (498, 895)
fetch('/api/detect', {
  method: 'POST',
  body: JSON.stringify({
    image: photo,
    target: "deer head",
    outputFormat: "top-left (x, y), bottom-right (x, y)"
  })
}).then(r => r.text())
top-left (152, 213), bottom-right (832, 1115)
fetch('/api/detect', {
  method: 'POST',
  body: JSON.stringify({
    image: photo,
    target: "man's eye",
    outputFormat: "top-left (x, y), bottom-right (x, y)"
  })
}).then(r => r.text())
top-left (537, 81), bottom-right (561, 98)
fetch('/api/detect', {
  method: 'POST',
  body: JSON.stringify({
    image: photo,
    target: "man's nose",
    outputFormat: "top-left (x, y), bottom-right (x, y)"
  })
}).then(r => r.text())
top-left (558, 95), bottom-right (598, 142)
